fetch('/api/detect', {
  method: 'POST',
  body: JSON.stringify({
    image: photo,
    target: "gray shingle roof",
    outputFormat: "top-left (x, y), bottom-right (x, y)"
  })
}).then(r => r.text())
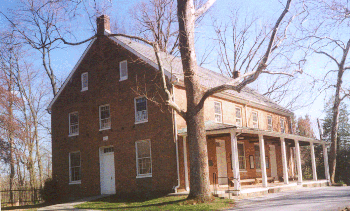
top-left (114, 36), bottom-right (291, 115)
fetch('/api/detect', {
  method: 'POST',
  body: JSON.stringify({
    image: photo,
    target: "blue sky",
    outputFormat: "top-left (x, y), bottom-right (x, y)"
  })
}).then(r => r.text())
top-left (1, 0), bottom-right (348, 135)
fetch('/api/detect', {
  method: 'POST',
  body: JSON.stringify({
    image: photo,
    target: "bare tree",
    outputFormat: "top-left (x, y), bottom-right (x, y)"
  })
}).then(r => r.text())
top-left (131, 0), bottom-right (179, 54)
top-left (298, 0), bottom-right (350, 184)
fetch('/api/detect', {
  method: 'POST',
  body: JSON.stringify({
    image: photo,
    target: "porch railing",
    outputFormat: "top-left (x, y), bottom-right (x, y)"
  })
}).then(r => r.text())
top-left (213, 172), bottom-right (234, 199)
top-left (0, 189), bottom-right (42, 207)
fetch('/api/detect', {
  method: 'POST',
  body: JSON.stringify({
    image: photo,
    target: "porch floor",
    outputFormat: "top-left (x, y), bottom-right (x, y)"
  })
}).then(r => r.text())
top-left (171, 180), bottom-right (329, 198)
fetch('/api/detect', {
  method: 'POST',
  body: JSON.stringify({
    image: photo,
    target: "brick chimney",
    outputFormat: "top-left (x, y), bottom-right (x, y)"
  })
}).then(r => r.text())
top-left (233, 70), bottom-right (240, 79)
top-left (96, 15), bottom-right (111, 35)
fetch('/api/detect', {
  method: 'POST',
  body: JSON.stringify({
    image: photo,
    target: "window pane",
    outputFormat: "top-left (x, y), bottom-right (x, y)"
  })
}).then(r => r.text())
top-left (254, 145), bottom-right (261, 169)
top-left (236, 108), bottom-right (241, 118)
top-left (238, 143), bottom-right (244, 156)
top-left (214, 102), bottom-right (221, 114)
top-left (70, 152), bottom-right (81, 182)
top-left (120, 61), bottom-right (127, 78)
top-left (136, 140), bottom-right (152, 176)
top-left (136, 97), bottom-right (148, 122)
top-left (82, 73), bottom-right (88, 89)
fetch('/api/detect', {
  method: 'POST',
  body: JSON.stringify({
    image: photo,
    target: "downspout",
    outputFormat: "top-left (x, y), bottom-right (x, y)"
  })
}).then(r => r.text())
top-left (172, 84), bottom-right (180, 193)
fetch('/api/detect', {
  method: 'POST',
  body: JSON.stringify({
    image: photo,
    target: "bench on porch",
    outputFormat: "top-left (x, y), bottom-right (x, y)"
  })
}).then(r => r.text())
top-left (232, 177), bottom-right (275, 185)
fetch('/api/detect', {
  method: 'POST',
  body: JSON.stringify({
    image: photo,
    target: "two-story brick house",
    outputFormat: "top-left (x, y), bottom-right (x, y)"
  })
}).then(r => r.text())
top-left (48, 15), bottom-right (330, 199)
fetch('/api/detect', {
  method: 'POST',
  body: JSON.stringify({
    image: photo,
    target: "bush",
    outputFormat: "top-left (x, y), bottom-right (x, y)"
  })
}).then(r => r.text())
top-left (40, 178), bottom-right (59, 202)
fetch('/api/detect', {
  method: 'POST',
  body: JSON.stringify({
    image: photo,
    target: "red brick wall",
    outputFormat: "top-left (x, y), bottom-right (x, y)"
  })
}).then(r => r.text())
top-left (52, 36), bottom-right (177, 199)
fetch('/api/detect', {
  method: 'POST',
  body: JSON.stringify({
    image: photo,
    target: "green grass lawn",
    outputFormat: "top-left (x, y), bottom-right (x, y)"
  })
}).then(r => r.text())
top-left (75, 195), bottom-right (234, 210)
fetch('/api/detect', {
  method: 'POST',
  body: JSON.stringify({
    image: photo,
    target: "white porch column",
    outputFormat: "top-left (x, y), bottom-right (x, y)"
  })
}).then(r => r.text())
top-left (280, 137), bottom-right (289, 184)
top-left (323, 144), bottom-right (330, 182)
top-left (310, 142), bottom-right (317, 181)
top-left (230, 131), bottom-right (241, 191)
top-left (183, 136), bottom-right (189, 191)
top-left (295, 140), bottom-right (303, 184)
top-left (259, 134), bottom-right (268, 187)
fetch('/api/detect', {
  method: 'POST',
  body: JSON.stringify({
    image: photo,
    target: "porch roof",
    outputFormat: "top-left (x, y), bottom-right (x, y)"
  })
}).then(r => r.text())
top-left (177, 121), bottom-right (328, 145)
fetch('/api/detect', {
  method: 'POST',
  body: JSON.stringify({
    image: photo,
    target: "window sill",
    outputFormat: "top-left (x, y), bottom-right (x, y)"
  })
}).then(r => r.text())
top-left (81, 88), bottom-right (88, 92)
top-left (119, 77), bottom-right (128, 81)
top-left (136, 174), bottom-right (152, 179)
top-left (69, 181), bottom-right (81, 185)
top-left (135, 120), bottom-right (148, 124)
top-left (68, 134), bottom-right (79, 137)
top-left (99, 128), bottom-right (111, 131)
top-left (239, 170), bottom-right (247, 172)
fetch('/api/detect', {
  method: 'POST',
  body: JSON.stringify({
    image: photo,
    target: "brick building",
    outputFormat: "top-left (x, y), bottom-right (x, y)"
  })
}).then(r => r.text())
top-left (48, 15), bottom-right (330, 199)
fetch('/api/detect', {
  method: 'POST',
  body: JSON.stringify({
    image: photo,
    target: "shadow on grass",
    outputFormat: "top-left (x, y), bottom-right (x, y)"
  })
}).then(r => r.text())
top-left (80, 193), bottom-right (232, 210)
top-left (1, 202), bottom-right (52, 210)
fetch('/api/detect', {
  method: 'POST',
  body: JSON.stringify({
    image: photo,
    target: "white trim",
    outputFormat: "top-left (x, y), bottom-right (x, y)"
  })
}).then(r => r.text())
top-left (69, 151), bottom-right (81, 185)
top-left (135, 139), bottom-right (152, 178)
top-left (81, 72), bottom-right (88, 91)
top-left (69, 112), bottom-right (79, 136)
top-left (183, 136), bottom-right (189, 191)
top-left (119, 60), bottom-right (128, 81)
top-left (47, 39), bottom-right (96, 112)
top-left (134, 96), bottom-right (148, 124)
top-left (280, 117), bottom-right (285, 133)
top-left (99, 104), bottom-right (111, 130)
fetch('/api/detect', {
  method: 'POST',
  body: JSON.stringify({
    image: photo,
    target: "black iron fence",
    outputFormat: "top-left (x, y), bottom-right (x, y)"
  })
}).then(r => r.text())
top-left (0, 189), bottom-right (42, 207)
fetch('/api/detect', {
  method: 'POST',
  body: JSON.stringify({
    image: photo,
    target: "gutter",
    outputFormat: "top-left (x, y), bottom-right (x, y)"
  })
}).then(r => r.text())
top-left (172, 84), bottom-right (180, 193)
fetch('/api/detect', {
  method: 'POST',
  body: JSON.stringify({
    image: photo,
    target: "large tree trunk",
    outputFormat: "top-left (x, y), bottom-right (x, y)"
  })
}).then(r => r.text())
top-left (177, 0), bottom-right (211, 201)
top-left (329, 68), bottom-right (344, 184)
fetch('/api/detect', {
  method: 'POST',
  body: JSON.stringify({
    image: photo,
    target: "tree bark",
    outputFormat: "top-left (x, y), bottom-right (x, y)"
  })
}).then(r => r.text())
top-left (329, 68), bottom-right (344, 184)
top-left (177, 0), bottom-right (211, 201)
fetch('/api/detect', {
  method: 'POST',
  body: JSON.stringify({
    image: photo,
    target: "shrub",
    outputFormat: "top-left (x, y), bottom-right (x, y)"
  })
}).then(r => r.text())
top-left (40, 178), bottom-right (59, 202)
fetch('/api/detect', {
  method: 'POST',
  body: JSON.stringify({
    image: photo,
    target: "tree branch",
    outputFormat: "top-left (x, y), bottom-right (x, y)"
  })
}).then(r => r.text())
top-left (194, 0), bottom-right (216, 18)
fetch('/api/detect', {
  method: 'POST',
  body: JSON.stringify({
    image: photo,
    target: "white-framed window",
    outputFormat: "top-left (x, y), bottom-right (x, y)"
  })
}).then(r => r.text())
top-left (254, 144), bottom-right (261, 170)
top-left (135, 96), bottom-right (148, 123)
top-left (81, 72), bottom-right (88, 91)
top-left (214, 101), bottom-right (222, 123)
top-left (280, 117), bottom-right (285, 133)
top-left (235, 107), bottom-right (242, 127)
top-left (69, 151), bottom-right (81, 184)
top-left (69, 112), bottom-right (79, 136)
top-left (119, 60), bottom-right (128, 81)
top-left (99, 104), bottom-right (111, 130)
top-left (135, 140), bottom-right (152, 178)
top-left (267, 115), bottom-right (273, 131)
top-left (237, 142), bottom-right (246, 170)
top-left (252, 111), bottom-right (258, 128)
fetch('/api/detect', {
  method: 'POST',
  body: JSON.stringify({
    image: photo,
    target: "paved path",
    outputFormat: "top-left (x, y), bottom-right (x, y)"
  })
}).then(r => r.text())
top-left (37, 195), bottom-right (106, 211)
top-left (228, 186), bottom-right (350, 211)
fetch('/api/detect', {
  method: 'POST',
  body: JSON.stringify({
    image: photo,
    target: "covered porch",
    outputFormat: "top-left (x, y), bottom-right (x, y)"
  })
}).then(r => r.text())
top-left (177, 122), bottom-right (330, 196)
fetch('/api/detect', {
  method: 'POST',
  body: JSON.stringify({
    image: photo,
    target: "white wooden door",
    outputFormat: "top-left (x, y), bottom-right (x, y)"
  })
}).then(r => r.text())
top-left (216, 140), bottom-right (228, 186)
top-left (269, 145), bottom-right (278, 179)
top-left (100, 147), bottom-right (116, 195)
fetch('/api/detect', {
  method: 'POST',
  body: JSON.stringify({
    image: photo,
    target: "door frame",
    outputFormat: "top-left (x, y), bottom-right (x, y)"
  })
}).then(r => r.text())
top-left (215, 139), bottom-right (228, 186)
top-left (99, 146), bottom-right (116, 195)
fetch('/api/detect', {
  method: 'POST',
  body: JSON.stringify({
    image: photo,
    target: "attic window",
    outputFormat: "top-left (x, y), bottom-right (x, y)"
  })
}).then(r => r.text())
top-left (214, 101), bottom-right (222, 123)
top-left (81, 72), bottom-right (88, 91)
top-left (119, 60), bottom-right (128, 81)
